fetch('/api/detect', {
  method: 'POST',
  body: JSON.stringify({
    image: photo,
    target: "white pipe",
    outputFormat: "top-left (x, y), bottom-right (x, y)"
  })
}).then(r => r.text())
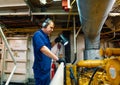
top-left (0, 12), bottom-right (78, 16)
top-left (0, 26), bottom-right (16, 64)
top-left (5, 66), bottom-right (17, 85)
top-left (50, 62), bottom-right (64, 85)
top-left (40, 0), bottom-right (47, 4)
top-left (68, 0), bottom-right (71, 9)
top-left (73, 16), bottom-right (76, 54)
top-left (76, 26), bottom-right (81, 38)
top-left (0, 25), bottom-right (17, 85)
top-left (109, 13), bottom-right (120, 16)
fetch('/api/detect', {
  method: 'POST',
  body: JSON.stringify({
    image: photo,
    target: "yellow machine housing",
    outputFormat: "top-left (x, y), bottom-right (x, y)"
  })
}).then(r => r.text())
top-left (66, 48), bottom-right (120, 85)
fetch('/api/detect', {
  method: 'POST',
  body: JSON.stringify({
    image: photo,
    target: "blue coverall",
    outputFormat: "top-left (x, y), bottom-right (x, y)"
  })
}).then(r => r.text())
top-left (32, 29), bottom-right (52, 85)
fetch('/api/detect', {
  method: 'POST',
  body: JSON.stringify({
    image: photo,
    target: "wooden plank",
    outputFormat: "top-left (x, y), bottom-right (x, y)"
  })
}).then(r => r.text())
top-left (4, 74), bottom-right (27, 83)
top-left (4, 70), bottom-right (26, 75)
top-left (5, 59), bottom-right (26, 63)
top-left (3, 37), bottom-right (28, 83)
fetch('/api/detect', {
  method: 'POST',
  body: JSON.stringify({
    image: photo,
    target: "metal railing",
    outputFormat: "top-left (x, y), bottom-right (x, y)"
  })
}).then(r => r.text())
top-left (0, 25), bottom-right (17, 85)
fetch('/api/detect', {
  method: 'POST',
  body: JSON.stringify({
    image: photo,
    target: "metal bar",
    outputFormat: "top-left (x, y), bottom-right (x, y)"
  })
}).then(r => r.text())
top-left (106, 26), bottom-right (115, 42)
top-left (0, 4), bottom-right (26, 8)
top-left (33, 12), bottom-right (78, 15)
top-left (109, 13), bottom-right (120, 16)
top-left (73, 16), bottom-right (76, 54)
top-left (0, 12), bottom-right (78, 16)
top-left (71, 16), bottom-right (77, 64)
top-left (0, 25), bottom-right (17, 85)
top-left (5, 66), bottom-right (17, 85)
top-left (0, 12), bottom-right (29, 16)
top-left (101, 28), bottom-right (120, 35)
top-left (76, 26), bottom-right (81, 38)
top-left (0, 12), bottom-right (118, 16)
top-left (0, 42), bottom-right (5, 85)
top-left (76, 60), bottom-right (105, 68)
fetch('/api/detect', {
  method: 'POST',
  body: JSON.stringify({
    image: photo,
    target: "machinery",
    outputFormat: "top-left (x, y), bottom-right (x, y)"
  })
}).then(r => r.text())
top-left (46, 0), bottom-right (120, 85)
top-left (65, 0), bottom-right (120, 85)
top-left (66, 48), bottom-right (120, 85)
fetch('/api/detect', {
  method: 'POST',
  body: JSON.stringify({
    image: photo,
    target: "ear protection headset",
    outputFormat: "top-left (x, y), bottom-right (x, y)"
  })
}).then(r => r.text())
top-left (42, 18), bottom-right (51, 28)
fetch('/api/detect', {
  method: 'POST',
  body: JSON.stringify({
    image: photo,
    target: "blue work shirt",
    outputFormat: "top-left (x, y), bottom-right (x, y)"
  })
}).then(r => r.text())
top-left (32, 29), bottom-right (52, 84)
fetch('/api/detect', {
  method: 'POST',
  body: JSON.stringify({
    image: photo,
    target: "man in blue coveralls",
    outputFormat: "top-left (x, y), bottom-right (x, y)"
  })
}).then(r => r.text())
top-left (32, 18), bottom-right (59, 85)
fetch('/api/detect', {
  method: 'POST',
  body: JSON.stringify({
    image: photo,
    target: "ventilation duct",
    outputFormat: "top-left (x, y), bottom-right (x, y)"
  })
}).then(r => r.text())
top-left (76, 0), bottom-right (115, 59)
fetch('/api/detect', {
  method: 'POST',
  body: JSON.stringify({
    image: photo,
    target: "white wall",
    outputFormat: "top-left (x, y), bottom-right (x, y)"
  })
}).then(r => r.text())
top-left (76, 34), bottom-right (85, 61)
top-left (70, 34), bottom-right (85, 63)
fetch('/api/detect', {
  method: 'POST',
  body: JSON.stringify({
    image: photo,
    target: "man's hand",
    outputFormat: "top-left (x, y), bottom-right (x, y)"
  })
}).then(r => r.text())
top-left (54, 37), bottom-right (61, 43)
top-left (56, 58), bottom-right (66, 64)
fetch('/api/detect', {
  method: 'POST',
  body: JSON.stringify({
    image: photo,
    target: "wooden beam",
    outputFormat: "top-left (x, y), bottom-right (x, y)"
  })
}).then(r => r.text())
top-left (4, 27), bottom-right (73, 34)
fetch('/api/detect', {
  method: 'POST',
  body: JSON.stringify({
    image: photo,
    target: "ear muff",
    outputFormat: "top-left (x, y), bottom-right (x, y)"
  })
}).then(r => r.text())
top-left (42, 18), bottom-right (51, 28)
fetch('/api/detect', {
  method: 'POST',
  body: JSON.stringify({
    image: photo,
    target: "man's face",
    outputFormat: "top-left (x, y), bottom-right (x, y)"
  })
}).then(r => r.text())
top-left (45, 21), bottom-right (54, 35)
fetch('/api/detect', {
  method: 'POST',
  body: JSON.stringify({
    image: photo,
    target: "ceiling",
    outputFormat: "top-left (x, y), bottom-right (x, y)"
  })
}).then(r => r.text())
top-left (0, 0), bottom-right (120, 42)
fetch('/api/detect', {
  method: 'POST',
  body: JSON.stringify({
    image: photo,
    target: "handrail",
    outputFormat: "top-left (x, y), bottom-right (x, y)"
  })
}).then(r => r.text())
top-left (0, 25), bottom-right (17, 85)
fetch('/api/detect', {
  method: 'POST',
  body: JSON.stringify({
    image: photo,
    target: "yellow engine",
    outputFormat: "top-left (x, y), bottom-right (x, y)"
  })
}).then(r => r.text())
top-left (66, 48), bottom-right (120, 85)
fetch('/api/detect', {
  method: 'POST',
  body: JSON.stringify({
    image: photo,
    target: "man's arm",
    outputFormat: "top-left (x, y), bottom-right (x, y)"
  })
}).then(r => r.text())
top-left (40, 46), bottom-right (59, 61)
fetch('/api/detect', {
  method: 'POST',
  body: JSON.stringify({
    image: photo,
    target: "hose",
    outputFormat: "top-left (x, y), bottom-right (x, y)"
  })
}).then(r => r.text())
top-left (69, 67), bottom-right (77, 85)
top-left (72, 53), bottom-right (77, 64)
top-left (88, 67), bottom-right (99, 85)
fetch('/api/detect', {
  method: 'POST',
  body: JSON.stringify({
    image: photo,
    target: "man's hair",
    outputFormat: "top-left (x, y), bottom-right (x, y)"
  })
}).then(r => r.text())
top-left (42, 18), bottom-right (53, 28)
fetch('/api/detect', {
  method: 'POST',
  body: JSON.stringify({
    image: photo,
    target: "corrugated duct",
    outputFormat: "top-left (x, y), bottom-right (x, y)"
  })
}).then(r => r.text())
top-left (76, 0), bottom-right (116, 59)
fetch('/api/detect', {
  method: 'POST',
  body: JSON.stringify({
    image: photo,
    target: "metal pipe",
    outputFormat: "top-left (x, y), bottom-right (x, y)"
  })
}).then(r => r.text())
top-left (101, 28), bottom-right (120, 35)
top-left (72, 16), bottom-right (82, 64)
top-left (66, 0), bottom-right (75, 29)
top-left (0, 27), bottom-right (16, 64)
top-left (5, 66), bottom-right (17, 85)
top-left (71, 0), bottom-right (76, 6)
top-left (109, 13), bottom-right (120, 16)
top-left (73, 16), bottom-right (76, 55)
top-left (100, 48), bottom-right (120, 57)
top-left (0, 12), bottom-right (29, 16)
top-left (0, 12), bottom-right (119, 16)
top-left (106, 26), bottom-right (115, 42)
top-left (72, 16), bottom-right (77, 64)
top-left (0, 42), bottom-right (5, 85)
top-left (0, 25), bottom-right (17, 85)
top-left (76, 0), bottom-right (115, 46)
top-left (0, 4), bottom-right (26, 8)
top-left (76, 26), bottom-right (81, 38)
top-left (76, 0), bottom-right (115, 59)
top-left (76, 0), bottom-right (115, 40)
top-left (0, 12), bottom-right (78, 16)
top-left (76, 60), bottom-right (105, 68)
top-left (67, 0), bottom-right (71, 9)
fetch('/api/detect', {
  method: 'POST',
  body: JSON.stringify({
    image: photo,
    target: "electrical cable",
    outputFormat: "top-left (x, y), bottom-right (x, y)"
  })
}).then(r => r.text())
top-left (72, 53), bottom-right (77, 64)
top-left (88, 67), bottom-right (99, 85)
top-left (69, 67), bottom-right (77, 85)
